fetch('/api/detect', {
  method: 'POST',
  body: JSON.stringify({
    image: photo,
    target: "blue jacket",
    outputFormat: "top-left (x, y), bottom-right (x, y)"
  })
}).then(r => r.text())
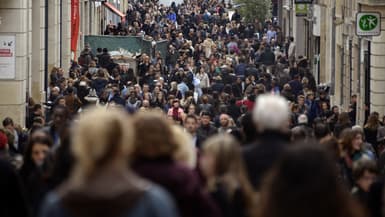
top-left (167, 12), bottom-right (176, 23)
top-left (39, 186), bottom-right (179, 217)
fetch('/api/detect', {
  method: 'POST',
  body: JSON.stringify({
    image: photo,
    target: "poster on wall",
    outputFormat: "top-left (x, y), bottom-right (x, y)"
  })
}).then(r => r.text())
top-left (0, 35), bottom-right (16, 79)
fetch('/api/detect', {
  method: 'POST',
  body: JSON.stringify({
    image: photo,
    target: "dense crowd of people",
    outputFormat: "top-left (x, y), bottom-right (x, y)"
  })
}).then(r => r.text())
top-left (2, 0), bottom-right (385, 217)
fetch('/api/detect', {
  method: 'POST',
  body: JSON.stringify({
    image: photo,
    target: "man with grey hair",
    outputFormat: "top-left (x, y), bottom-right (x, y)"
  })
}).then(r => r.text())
top-left (243, 94), bottom-right (291, 190)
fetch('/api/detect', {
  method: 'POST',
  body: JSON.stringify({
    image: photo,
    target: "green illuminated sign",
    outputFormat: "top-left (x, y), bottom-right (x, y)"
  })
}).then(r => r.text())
top-left (356, 12), bottom-right (381, 36)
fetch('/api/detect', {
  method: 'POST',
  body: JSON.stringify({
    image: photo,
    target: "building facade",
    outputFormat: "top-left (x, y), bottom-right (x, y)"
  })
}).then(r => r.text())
top-left (0, 0), bottom-right (127, 126)
top-left (282, 0), bottom-right (385, 125)
top-left (318, 0), bottom-right (385, 124)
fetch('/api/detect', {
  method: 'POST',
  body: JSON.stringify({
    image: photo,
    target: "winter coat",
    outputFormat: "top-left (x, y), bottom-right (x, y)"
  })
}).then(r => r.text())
top-left (0, 159), bottom-right (30, 217)
top-left (242, 131), bottom-right (290, 190)
top-left (132, 157), bottom-right (221, 217)
top-left (39, 169), bottom-right (178, 217)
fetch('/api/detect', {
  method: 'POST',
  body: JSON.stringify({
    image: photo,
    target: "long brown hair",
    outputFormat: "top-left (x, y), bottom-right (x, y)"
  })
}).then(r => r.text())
top-left (257, 144), bottom-right (365, 217)
top-left (337, 112), bottom-right (351, 126)
top-left (202, 134), bottom-right (257, 217)
top-left (340, 128), bottom-right (362, 154)
top-left (132, 111), bottom-right (178, 159)
top-left (364, 112), bottom-right (379, 130)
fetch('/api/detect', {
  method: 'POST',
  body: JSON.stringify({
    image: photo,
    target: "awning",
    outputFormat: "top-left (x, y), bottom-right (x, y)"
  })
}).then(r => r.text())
top-left (103, 2), bottom-right (125, 21)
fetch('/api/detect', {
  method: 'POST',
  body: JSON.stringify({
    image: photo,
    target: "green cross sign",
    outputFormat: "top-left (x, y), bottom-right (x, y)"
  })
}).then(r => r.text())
top-left (356, 12), bottom-right (381, 36)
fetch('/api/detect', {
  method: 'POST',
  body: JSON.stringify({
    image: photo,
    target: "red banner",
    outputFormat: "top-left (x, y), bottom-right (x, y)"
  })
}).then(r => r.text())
top-left (71, 0), bottom-right (80, 59)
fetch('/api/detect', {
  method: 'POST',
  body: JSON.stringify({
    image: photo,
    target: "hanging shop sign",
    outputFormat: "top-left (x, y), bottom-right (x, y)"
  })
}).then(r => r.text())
top-left (296, 4), bottom-right (308, 17)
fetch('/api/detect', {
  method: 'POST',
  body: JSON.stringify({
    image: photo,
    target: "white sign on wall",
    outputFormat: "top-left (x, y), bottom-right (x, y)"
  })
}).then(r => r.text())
top-left (356, 12), bottom-right (381, 36)
top-left (0, 35), bottom-right (16, 79)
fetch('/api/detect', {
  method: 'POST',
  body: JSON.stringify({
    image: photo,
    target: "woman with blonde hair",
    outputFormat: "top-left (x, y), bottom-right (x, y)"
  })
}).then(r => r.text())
top-left (200, 134), bottom-right (257, 217)
top-left (171, 125), bottom-right (197, 169)
top-left (131, 111), bottom-right (221, 217)
top-left (39, 108), bottom-right (178, 217)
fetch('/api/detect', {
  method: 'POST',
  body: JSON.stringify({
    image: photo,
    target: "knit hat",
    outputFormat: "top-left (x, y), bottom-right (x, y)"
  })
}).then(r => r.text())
top-left (0, 130), bottom-right (8, 150)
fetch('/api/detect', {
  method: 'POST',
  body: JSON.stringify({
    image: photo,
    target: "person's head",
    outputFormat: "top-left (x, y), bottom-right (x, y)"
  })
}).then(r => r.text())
top-left (239, 112), bottom-right (257, 143)
top-left (253, 94), bottom-right (290, 133)
top-left (219, 114), bottom-right (230, 128)
top-left (70, 107), bottom-right (134, 183)
top-left (353, 159), bottom-right (377, 192)
top-left (314, 123), bottom-right (331, 140)
top-left (200, 111), bottom-right (211, 126)
top-left (142, 99), bottom-right (150, 109)
top-left (340, 128), bottom-right (363, 154)
top-left (320, 136), bottom-right (341, 160)
top-left (52, 105), bottom-right (69, 129)
top-left (365, 112), bottom-right (380, 129)
top-left (201, 95), bottom-right (209, 104)
top-left (291, 126), bottom-right (308, 142)
top-left (338, 112), bottom-right (351, 126)
top-left (297, 114), bottom-right (308, 125)
top-left (306, 91), bottom-right (314, 100)
top-left (188, 104), bottom-right (196, 115)
top-left (321, 102), bottom-right (329, 111)
top-left (2, 117), bottom-right (14, 132)
top-left (24, 130), bottom-right (53, 167)
top-left (184, 115), bottom-right (198, 135)
top-left (57, 96), bottom-right (66, 106)
top-left (332, 105), bottom-right (339, 114)
top-left (201, 134), bottom-right (244, 178)
top-left (133, 111), bottom-right (177, 159)
top-left (258, 144), bottom-right (364, 217)
top-left (172, 99), bottom-right (180, 108)
top-left (297, 95), bottom-right (305, 105)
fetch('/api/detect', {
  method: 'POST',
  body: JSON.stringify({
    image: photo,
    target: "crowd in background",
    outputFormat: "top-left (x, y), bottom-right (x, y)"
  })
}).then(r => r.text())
top-left (1, 0), bottom-right (385, 217)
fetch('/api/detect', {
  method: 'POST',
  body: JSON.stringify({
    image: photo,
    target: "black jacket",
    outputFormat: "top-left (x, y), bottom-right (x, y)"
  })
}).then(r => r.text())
top-left (0, 159), bottom-right (30, 217)
top-left (210, 182), bottom-right (246, 217)
top-left (242, 131), bottom-right (290, 190)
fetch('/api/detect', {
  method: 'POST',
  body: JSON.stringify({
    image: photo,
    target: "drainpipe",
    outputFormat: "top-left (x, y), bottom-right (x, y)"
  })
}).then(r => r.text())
top-left (89, 0), bottom-right (92, 34)
top-left (44, 0), bottom-right (49, 102)
top-left (330, 0), bottom-right (336, 96)
top-left (357, 3), bottom-right (362, 124)
top-left (60, 0), bottom-right (63, 67)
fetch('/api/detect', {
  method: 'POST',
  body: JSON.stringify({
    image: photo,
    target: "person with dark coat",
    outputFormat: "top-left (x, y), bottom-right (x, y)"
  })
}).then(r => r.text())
top-left (288, 74), bottom-right (303, 98)
top-left (131, 112), bottom-right (221, 217)
top-left (227, 98), bottom-right (241, 122)
top-left (92, 69), bottom-right (109, 97)
top-left (98, 48), bottom-right (112, 70)
top-left (242, 94), bottom-right (291, 190)
top-left (351, 159), bottom-right (378, 213)
top-left (0, 159), bottom-right (30, 217)
top-left (2, 117), bottom-right (28, 156)
top-left (19, 130), bottom-right (53, 217)
top-left (364, 113), bottom-right (381, 153)
top-left (109, 87), bottom-right (126, 107)
top-left (197, 111), bottom-right (218, 143)
top-left (259, 46), bottom-right (276, 67)
top-left (333, 112), bottom-right (352, 138)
